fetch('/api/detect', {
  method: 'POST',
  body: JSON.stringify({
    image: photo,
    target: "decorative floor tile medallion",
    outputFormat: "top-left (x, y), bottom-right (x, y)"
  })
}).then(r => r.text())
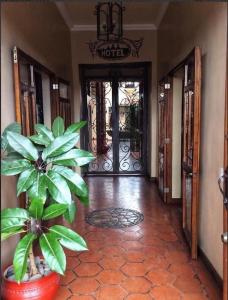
top-left (85, 208), bottom-right (144, 228)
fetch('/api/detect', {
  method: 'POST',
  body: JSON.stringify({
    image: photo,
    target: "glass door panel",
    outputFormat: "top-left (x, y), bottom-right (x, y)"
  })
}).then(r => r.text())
top-left (118, 81), bottom-right (143, 172)
top-left (81, 63), bottom-right (149, 175)
top-left (86, 81), bottom-right (113, 172)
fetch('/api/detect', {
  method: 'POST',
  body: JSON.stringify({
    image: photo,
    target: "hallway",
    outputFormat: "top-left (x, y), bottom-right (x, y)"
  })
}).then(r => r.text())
top-left (56, 177), bottom-right (221, 300)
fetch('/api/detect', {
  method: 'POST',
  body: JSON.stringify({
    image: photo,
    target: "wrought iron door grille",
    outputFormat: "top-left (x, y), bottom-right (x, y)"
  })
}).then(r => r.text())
top-left (80, 62), bottom-right (149, 175)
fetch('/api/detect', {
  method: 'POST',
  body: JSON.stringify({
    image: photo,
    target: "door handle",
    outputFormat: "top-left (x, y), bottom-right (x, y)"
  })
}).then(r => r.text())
top-left (218, 173), bottom-right (228, 209)
top-left (221, 232), bottom-right (228, 244)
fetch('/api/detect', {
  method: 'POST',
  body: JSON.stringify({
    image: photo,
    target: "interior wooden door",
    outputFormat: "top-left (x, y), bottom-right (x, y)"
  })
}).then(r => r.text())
top-left (182, 47), bottom-right (201, 259)
top-left (158, 79), bottom-right (172, 203)
top-left (223, 64), bottom-right (228, 300)
top-left (12, 47), bottom-right (72, 207)
top-left (13, 47), bottom-right (45, 209)
top-left (219, 43), bottom-right (228, 300)
top-left (13, 47), bottom-right (38, 136)
top-left (51, 77), bottom-right (71, 127)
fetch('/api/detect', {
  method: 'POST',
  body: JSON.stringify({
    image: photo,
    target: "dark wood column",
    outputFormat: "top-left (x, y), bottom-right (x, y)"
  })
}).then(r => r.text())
top-left (96, 82), bottom-right (107, 154)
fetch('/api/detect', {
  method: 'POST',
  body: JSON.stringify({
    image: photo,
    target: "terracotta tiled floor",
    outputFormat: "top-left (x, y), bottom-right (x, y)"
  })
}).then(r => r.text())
top-left (55, 177), bottom-right (222, 300)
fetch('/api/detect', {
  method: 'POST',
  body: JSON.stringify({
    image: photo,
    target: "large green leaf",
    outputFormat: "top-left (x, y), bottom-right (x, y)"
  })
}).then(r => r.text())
top-left (1, 208), bottom-right (29, 233)
top-left (42, 133), bottom-right (79, 160)
top-left (17, 167), bottom-right (37, 196)
top-left (47, 151), bottom-right (78, 167)
top-left (28, 172), bottom-right (47, 203)
top-left (29, 199), bottom-right (44, 219)
top-left (1, 123), bottom-right (21, 151)
top-left (77, 194), bottom-right (89, 206)
top-left (42, 203), bottom-right (68, 220)
top-left (45, 170), bottom-right (72, 204)
top-left (64, 121), bottom-right (87, 135)
top-left (1, 135), bottom-right (7, 151)
top-left (13, 233), bottom-right (36, 282)
top-left (63, 202), bottom-right (77, 223)
top-left (2, 122), bottom-right (21, 135)
top-left (72, 150), bottom-right (95, 167)
top-left (1, 229), bottom-right (26, 241)
top-left (1, 159), bottom-right (31, 176)
top-left (35, 124), bottom-right (54, 143)
top-left (53, 166), bottom-right (88, 198)
top-left (29, 135), bottom-right (50, 147)
top-left (7, 131), bottom-right (38, 161)
top-left (52, 117), bottom-right (65, 137)
top-left (4, 152), bottom-right (24, 161)
top-left (39, 233), bottom-right (66, 275)
top-left (49, 225), bottom-right (88, 251)
top-left (48, 149), bottom-right (94, 167)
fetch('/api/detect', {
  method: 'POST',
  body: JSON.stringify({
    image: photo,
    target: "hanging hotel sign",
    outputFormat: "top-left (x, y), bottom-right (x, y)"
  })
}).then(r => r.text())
top-left (88, 1), bottom-right (143, 61)
top-left (88, 38), bottom-right (143, 61)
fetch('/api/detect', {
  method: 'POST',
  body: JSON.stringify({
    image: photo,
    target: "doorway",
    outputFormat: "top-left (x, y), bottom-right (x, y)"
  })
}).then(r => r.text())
top-left (80, 63), bottom-right (150, 175)
top-left (158, 47), bottom-right (202, 259)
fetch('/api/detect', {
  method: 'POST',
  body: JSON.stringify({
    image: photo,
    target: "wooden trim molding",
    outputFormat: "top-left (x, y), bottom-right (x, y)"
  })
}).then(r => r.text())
top-left (191, 46), bottom-right (202, 259)
top-left (71, 24), bottom-right (157, 31)
top-left (12, 47), bottom-right (21, 124)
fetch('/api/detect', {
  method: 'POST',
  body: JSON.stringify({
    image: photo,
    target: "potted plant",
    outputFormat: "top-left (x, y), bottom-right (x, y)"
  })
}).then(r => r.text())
top-left (1, 117), bottom-right (94, 300)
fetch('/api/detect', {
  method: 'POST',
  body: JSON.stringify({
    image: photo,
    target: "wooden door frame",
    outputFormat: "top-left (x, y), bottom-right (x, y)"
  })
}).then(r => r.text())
top-left (12, 46), bottom-right (55, 208)
top-left (223, 32), bottom-right (228, 300)
top-left (13, 46), bottom-right (71, 125)
top-left (79, 62), bottom-right (150, 176)
top-left (180, 47), bottom-right (201, 259)
top-left (191, 46), bottom-right (201, 259)
top-left (13, 46), bottom-right (54, 125)
top-left (12, 46), bottom-right (71, 208)
top-left (157, 78), bottom-right (173, 203)
top-left (159, 47), bottom-right (201, 258)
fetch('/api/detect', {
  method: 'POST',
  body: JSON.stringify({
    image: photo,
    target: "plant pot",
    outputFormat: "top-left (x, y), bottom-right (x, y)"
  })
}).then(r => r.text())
top-left (1, 266), bottom-right (60, 300)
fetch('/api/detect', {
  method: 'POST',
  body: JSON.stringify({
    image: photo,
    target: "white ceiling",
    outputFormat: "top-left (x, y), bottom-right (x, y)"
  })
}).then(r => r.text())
top-left (56, 1), bottom-right (169, 31)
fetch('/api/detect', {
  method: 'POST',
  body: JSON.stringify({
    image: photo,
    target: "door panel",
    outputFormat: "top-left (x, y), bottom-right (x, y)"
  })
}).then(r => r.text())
top-left (182, 47), bottom-right (201, 259)
top-left (85, 79), bottom-right (145, 174)
top-left (51, 78), bottom-right (71, 127)
top-left (158, 80), bottom-right (172, 203)
top-left (86, 80), bottom-right (114, 173)
top-left (118, 81), bottom-right (144, 172)
top-left (220, 43), bottom-right (228, 300)
top-left (18, 61), bottom-right (37, 136)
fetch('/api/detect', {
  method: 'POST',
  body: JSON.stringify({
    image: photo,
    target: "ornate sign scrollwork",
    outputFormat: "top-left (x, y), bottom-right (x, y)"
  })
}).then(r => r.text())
top-left (88, 37), bottom-right (143, 61)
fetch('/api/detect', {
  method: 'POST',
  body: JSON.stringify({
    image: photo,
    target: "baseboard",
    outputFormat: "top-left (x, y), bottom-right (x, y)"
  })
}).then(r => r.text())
top-left (148, 176), bottom-right (157, 183)
top-left (170, 197), bottom-right (182, 204)
top-left (198, 247), bottom-right (223, 291)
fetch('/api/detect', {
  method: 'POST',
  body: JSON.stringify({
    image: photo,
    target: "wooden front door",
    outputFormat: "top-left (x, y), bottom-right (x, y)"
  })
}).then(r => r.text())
top-left (182, 47), bottom-right (201, 259)
top-left (80, 63), bottom-right (149, 175)
top-left (158, 79), bottom-right (172, 203)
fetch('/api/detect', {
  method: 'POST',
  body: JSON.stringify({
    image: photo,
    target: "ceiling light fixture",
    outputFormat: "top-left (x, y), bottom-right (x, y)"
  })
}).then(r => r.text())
top-left (88, 0), bottom-right (143, 61)
top-left (95, 1), bottom-right (124, 41)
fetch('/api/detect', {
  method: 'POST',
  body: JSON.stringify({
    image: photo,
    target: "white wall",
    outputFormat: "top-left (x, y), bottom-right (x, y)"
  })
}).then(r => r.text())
top-left (158, 2), bottom-right (227, 277)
